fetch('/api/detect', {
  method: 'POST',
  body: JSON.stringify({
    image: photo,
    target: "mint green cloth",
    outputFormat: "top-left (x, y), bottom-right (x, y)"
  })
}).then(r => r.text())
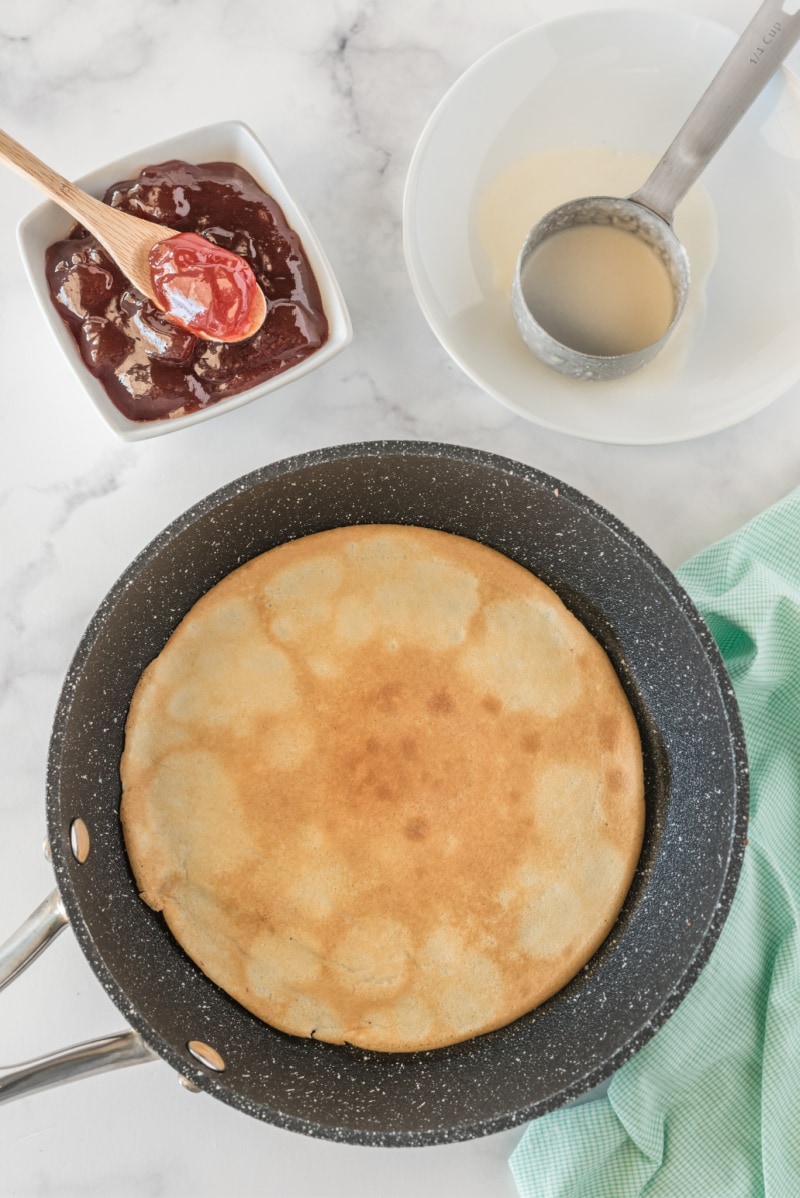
top-left (510, 486), bottom-right (800, 1198)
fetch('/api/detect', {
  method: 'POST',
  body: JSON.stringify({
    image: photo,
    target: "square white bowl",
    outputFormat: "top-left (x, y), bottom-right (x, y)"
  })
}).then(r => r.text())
top-left (17, 120), bottom-right (352, 441)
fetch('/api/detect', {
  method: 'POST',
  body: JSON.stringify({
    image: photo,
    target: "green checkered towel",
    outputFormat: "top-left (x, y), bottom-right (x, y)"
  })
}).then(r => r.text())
top-left (510, 485), bottom-right (800, 1198)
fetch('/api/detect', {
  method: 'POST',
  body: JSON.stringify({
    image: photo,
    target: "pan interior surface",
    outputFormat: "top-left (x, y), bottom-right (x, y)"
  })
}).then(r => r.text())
top-left (46, 441), bottom-right (747, 1145)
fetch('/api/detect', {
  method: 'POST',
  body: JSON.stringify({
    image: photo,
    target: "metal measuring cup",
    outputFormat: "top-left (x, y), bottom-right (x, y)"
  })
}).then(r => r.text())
top-left (511, 0), bottom-right (800, 380)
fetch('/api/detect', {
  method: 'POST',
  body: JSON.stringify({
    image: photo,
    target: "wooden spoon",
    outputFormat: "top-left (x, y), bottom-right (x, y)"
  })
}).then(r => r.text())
top-left (0, 128), bottom-right (266, 343)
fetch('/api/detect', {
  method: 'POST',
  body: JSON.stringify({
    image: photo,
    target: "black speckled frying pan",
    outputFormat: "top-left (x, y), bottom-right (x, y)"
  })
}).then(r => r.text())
top-left (0, 441), bottom-right (748, 1145)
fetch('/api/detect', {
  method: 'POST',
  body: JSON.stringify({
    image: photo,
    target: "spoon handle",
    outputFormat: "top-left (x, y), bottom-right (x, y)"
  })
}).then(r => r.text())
top-left (0, 127), bottom-right (177, 295)
top-left (631, 0), bottom-right (800, 222)
top-left (0, 127), bottom-right (121, 232)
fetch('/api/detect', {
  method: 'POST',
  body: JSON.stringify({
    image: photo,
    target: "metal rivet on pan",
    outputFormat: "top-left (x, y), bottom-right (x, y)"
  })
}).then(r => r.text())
top-left (69, 818), bottom-right (90, 863)
top-left (43, 837), bottom-right (52, 862)
top-left (187, 1041), bottom-right (226, 1072)
top-left (179, 1075), bottom-right (202, 1092)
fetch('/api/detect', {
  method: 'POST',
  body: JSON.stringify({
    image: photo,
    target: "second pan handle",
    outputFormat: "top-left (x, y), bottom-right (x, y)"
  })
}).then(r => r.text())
top-left (0, 1030), bottom-right (158, 1105)
top-left (0, 889), bottom-right (68, 992)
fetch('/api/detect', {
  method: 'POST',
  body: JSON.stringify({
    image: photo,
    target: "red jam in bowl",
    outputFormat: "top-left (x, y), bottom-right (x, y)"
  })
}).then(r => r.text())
top-left (44, 160), bottom-right (329, 423)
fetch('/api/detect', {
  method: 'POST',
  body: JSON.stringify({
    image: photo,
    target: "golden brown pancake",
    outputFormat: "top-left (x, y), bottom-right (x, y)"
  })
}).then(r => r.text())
top-left (120, 525), bottom-right (644, 1052)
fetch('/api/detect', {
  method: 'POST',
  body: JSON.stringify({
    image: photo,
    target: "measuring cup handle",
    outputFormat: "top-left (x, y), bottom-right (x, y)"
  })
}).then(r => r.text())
top-left (631, 0), bottom-right (800, 222)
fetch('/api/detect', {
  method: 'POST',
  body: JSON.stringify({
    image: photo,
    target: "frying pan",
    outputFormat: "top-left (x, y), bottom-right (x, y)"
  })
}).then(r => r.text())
top-left (0, 440), bottom-right (748, 1145)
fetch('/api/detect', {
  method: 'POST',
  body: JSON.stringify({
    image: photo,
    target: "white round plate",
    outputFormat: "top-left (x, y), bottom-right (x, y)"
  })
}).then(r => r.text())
top-left (403, 9), bottom-right (800, 444)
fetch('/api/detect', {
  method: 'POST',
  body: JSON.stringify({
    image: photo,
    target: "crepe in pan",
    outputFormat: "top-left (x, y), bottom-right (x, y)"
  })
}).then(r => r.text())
top-left (120, 524), bottom-right (645, 1052)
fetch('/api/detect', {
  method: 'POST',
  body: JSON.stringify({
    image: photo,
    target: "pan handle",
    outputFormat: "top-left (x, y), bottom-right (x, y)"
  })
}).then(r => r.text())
top-left (0, 890), bottom-right (158, 1104)
top-left (0, 889), bottom-right (68, 992)
top-left (0, 1030), bottom-right (158, 1105)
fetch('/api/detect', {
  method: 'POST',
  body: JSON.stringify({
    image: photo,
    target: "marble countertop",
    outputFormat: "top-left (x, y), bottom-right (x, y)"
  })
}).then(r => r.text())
top-left (1, 0), bottom-right (798, 1194)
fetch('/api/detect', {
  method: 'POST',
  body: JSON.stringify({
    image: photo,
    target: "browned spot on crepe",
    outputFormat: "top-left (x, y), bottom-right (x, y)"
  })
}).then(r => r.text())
top-left (404, 816), bottom-right (429, 841)
top-left (428, 689), bottom-right (456, 715)
top-left (120, 525), bottom-right (644, 1053)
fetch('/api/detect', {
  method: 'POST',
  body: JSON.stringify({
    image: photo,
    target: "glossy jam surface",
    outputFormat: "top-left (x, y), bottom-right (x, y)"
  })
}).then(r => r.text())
top-left (45, 161), bottom-right (328, 422)
top-left (148, 231), bottom-right (263, 342)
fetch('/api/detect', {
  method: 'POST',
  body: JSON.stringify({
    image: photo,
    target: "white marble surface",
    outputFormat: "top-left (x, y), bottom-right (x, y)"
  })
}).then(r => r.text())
top-left (1, 0), bottom-right (799, 1194)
